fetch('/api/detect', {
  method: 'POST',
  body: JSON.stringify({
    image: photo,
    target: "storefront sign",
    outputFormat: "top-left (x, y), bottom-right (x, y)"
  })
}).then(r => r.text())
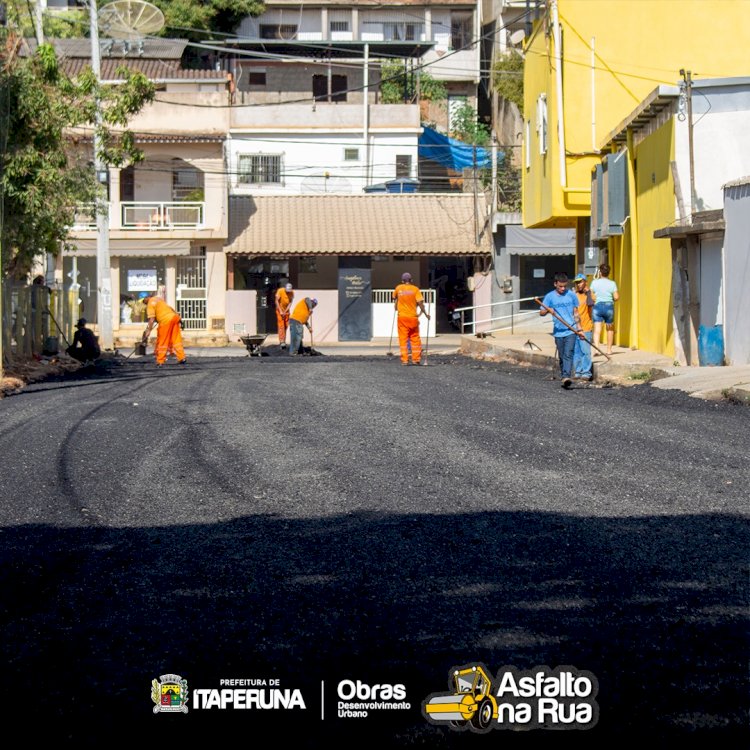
top-left (128, 269), bottom-right (158, 292)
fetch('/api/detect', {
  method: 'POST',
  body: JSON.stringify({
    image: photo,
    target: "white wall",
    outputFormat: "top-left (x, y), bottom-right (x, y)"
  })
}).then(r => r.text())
top-left (226, 290), bottom-right (257, 337)
top-left (675, 84), bottom-right (750, 213)
top-left (227, 132), bottom-right (419, 195)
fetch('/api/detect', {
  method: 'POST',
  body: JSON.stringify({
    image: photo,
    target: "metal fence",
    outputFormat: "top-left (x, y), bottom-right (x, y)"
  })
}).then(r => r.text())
top-left (1, 281), bottom-right (80, 360)
top-left (454, 296), bottom-right (544, 335)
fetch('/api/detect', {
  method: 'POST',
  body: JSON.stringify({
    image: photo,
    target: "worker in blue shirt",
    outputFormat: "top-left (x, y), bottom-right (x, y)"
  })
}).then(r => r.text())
top-left (540, 272), bottom-right (582, 389)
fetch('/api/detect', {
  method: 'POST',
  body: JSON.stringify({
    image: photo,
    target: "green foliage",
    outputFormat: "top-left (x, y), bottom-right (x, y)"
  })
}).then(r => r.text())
top-left (497, 147), bottom-right (521, 211)
top-left (0, 39), bottom-right (154, 277)
top-left (6, 0), bottom-right (264, 39)
top-left (493, 52), bottom-right (524, 115)
top-left (379, 60), bottom-right (446, 105)
top-left (450, 101), bottom-right (490, 147)
top-left (148, 0), bottom-right (266, 37)
top-left (5, 3), bottom-right (88, 39)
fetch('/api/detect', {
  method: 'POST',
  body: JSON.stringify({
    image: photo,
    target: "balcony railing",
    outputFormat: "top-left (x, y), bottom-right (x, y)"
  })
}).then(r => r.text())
top-left (72, 202), bottom-right (206, 231)
top-left (121, 202), bottom-right (204, 229)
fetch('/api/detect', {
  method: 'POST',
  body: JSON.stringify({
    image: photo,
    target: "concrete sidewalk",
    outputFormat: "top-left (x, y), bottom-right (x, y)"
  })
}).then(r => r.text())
top-left (459, 328), bottom-right (750, 402)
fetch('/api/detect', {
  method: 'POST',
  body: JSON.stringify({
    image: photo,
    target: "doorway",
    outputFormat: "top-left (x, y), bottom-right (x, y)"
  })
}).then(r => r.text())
top-left (233, 258), bottom-right (290, 335)
top-left (519, 255), bottom-right (575, 309)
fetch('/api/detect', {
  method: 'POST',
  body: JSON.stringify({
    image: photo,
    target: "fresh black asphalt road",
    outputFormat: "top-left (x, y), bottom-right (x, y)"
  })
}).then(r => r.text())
top-left (0, 353), bottom-right (747, 746)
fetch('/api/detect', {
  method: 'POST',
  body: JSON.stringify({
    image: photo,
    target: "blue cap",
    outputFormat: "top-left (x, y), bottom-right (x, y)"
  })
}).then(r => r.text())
top-left (311, 298), bottom-right (318, 306)
top-left (573, 274), bottom-right (586, 282)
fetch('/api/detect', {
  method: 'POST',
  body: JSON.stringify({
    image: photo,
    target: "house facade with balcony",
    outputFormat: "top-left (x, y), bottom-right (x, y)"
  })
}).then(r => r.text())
top-left (45, 39), bottom-right (232, 344)
top-left (52, 29), bottom-right (489, 345)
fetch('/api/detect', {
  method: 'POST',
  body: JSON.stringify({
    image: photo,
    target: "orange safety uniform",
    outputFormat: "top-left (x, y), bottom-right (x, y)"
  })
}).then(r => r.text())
top-left (291, 298), bottom-right (314, 325)
top-left (393, 282), bottom-right (424, 364)
top-left (275, 287), bottom-right (294, 345)
top-left (146, 296), bottom-right (185, 365)
top-left (575, 289), bottom-right (594, 333)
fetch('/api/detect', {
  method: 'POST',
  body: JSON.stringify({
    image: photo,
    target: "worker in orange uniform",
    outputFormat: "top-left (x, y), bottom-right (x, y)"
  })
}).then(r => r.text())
top-left (141, 295), bottom-right (186, 366)
top-left (393, 272), bottom-right (430, 365)
top-left (275, 282), bottom-right (295, 349)
top-left (289, 297), bottom-right (318, 356)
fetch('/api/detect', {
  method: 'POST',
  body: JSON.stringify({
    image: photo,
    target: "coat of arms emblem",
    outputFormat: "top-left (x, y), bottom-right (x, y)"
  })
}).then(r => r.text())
top-left (151, 673), bottom-right (189, 714)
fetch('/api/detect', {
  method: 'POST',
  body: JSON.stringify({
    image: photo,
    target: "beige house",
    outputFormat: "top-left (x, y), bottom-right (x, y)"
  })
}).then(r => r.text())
top-left (42, 39), bottom-right (231, 346)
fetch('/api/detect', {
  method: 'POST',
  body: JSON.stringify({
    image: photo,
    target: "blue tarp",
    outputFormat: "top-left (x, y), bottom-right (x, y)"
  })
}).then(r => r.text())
top-left (418, 126), bottom-right (500, 171)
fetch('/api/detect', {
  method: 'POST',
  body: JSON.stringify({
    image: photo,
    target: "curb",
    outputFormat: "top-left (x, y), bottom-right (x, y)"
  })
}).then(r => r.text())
top-left (459, 337), bottom-right (675, 385)
top-left (459, 337), bottom-right (555, 370)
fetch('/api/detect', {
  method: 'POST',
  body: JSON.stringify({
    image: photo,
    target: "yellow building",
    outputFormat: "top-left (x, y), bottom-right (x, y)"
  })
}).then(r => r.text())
top-left (521, 0), bottom-right (749, 355)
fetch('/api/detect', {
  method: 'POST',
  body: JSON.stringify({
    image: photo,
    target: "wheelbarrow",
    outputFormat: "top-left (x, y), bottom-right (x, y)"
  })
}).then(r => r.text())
top-left (239, 334), bottom-right (268, 357)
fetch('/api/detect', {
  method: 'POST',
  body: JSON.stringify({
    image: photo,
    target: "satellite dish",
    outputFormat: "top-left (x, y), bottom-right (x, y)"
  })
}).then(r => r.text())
top-left (301, 175), bottom-right (353, 194)
top-left (99, 0), bottom-right (165, 41)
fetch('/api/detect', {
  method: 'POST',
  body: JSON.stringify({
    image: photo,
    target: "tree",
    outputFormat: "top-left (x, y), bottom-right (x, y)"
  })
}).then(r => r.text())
top-left (493, 51), bottom-right (524, 115)
top-left (379, 60), bottom-right (446, 106)
top-left (6, 1), bottom-right (266, 40)
top-left (149, 0), bottom-right (266, 38)
top-left (0, 36), bottom-right (155, 277)
top-left (5, 2), bottom-right (88, 39)
top-left (450, 100), bottom-right (490, 147)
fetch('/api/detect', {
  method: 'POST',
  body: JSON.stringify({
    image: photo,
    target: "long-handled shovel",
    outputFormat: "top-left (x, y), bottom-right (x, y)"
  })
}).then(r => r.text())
top-left (534, 297), bottom-right (611, 361)
top-left (421, 295), bottom-right (431, 366)
top-left (386, 307), bottom-right (396, 357)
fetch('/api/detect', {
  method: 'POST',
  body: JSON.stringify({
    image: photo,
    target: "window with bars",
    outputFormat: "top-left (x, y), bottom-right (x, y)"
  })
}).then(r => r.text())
top-left (238, 154), bottom-right (283, 185)
top-left (330, 21), bottom-right (349, 32)
top-left (344, 148), bottom-right (360, 161)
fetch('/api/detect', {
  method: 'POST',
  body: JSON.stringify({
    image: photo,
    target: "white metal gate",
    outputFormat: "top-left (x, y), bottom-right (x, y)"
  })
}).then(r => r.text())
top-left (176, 248), bottom-right (207, 330)
top-left (372, 289), bottom-right (435, 337)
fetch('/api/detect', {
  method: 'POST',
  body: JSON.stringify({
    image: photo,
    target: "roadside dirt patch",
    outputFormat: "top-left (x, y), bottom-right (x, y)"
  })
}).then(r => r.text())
top-left (0, 356), bottom-right (81, 397)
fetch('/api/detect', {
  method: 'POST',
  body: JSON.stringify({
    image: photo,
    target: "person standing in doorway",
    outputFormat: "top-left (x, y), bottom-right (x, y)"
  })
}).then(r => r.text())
top-left (392, 272), bottom-right (430, 366)
top-left (275, 282), bottom-right (294, 349)
top-left (142, 295), bottom-right (186, 366)
top-left (539, 272), bottom-right (582, 389)
top-left (590, 264), bottom-right (619, 356)
top-left (289, 297), bottom-right (317, 356)
top-left (572, 274), bottom-right (594, 381)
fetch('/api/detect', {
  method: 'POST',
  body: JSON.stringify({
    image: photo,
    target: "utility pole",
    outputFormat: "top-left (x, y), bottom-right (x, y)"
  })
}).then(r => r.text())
top-left (89, 0), bottom-right (113, 350)
top-left (0, 2), bottom-right (9, 379)
top-left (680, 69), bottom-right (698, 216)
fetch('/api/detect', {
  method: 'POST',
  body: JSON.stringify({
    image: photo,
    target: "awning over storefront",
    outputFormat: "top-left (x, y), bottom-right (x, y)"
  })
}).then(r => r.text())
top-left (504, 225), bottom-right (576, 256)
top-left (226, 194), bottom-right (481, 256)
top-left (64, 240), bottom-right (192, 257)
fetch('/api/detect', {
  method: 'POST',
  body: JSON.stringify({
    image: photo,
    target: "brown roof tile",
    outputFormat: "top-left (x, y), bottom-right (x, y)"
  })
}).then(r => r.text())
top-left (226, 194), bottom-right (481, 256)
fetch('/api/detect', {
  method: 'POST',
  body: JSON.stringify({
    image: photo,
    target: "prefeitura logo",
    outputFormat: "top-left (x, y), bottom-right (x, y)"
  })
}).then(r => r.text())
top-left (423, 663), bottom-right (599, 732)
top-left (151, 673), bottom-right (189, 714)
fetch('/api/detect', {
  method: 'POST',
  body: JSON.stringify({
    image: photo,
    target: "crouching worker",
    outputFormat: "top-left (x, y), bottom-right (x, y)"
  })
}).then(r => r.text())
top-left (289, 297), bottom-right (318, 355)
top-left (141, 295), bottom-right (186, 366)
top-left (67, 318), bottom-right (101, 363)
